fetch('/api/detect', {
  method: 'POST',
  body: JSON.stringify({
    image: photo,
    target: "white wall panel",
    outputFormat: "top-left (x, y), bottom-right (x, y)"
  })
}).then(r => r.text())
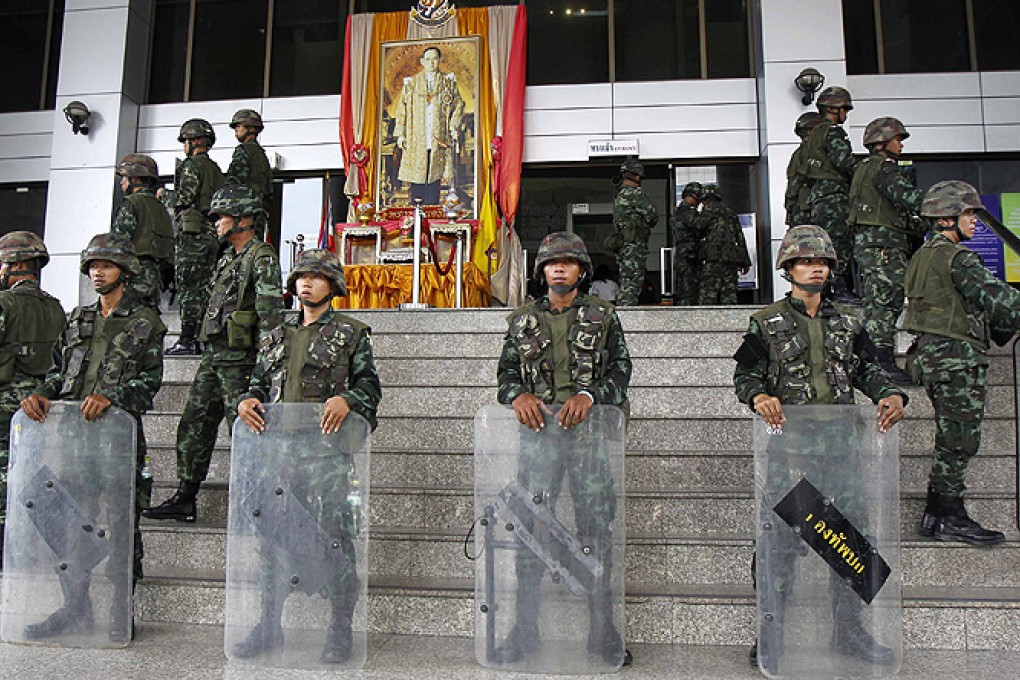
top-left (0, 158), bottom-right (52, 184)
top-left (983, 98), bottom-right (1020, 126)
top-left (760, 0), bottom-right (845, 63)
top-left (631, 130), bottom-right (759, 160)
top-left (523, 109), bottom-right (612, 137)
top-left (850, 98), bottom-right (982, 127)
top-left (612, 79), bottom-right (756, 107)
top-left (45, 168), bottom-right (117, 252)
top-left (262, 95), bottom-right (341, 121)
top-left (138, 100), bottom-right (260, 128)
top-left (0, 111), bottom-right (58, 136)
top-left (981, 71), bottom-right (1020, 98)
top-left (523, 84), bottom-right (612, 111)
top-left (986, 125), bottom-right (1020, 153)
top-left (0, 133), bottom-right (52, 160)
top-left (522, 135), bottom-right (591, 163)
top-left (267, 145), bottom-right (344, 172)
top-left (614, 104), bottom-right (757, 134)
top-left (65, 0), bottom-right (130, 10)
top-left (56, 7), bottom-right (132, 96)
top-left (847, 72), bottom-right (981, 100)
top-left (259, 119), bottom-right (340, 147)
top-left (847, 124), bottom-right (986, 154)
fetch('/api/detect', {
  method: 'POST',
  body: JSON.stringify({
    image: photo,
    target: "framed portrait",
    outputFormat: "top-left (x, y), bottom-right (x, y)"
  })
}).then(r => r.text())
top-left (376, 36), bottom-right (479, 217)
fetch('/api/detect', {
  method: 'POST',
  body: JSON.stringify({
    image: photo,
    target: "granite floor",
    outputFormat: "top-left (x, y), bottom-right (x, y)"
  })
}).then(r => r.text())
top-left (1, 625), bottom-right (1019, 679)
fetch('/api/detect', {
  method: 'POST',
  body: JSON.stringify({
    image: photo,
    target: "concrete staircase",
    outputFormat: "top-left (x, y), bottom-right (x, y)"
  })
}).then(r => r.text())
top-left (136, 307), bottom-right (1020, 650)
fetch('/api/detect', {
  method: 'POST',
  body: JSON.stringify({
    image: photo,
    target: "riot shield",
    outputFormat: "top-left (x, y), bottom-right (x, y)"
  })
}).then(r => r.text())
top-left (474, 404), bottom-right (626, 674)
top-left (1, 404), bottom-right (137, 648)
top-left (225, 404), bottom-right (370, 669)
top-left (754, 404), bottom-right (902, 679)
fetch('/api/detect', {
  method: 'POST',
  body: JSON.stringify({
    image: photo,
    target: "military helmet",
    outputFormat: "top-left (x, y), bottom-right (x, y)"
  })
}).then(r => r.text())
top-left (775, 225), bottom-right (838, 270)
top-left (681, 181), bottom-right (703, 199)
top-left (229, 109), bottom-right (264, 130)
top-left (863, 117), bottom-right (910, 147)
top-left (79, 233), bottom-right (140, 276)
top-left (116, 153), bottom-right (159, 179)
top-left (287, 248), bottom-right (348, 298)
top-left (533, 231), bottom-right (593, 280)
top-left (0, 231), bottom-right (49, 267)
top-left (208, 186), bottom-right (264, 219)
top-left (620, 159), bottom-right (645, 178)
top-left (178, 118), bottom-right (216, 145)
top-left (794, 111), bottom-right (822, 138)
top-left (921, 180), bottom-right (984, 219)
top-left (701, 183), bottom-right (722, 200)
top-left (816, 86), bottom-right (853, 111)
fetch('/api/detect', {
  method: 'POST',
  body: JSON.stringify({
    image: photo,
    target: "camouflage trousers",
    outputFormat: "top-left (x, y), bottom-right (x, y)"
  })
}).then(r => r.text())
top-left (175, 354), bottom-right (253, 483)
top-left (811, 194), bottom-right (853, 277)
top-left (908, 337), bottom-right (988, 498)
top-left (854, 240), bottom-right (909, 351)
top-left (616, 242), bottom-right (647, 306)
top-left (698, 262), bottom-right (739, 305)
top-left (672, 250), bottom-right (700, 306)
top-left (129, 257), bottom-right (163, 312)
top-left (175, 231), bottom-right (218, 328)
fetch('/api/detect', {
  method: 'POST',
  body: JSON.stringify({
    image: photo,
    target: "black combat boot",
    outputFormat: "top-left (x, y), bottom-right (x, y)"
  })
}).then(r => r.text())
top-left (874, 347), bottom-right (913, 386)
top-left (493, 577), bottom-right (542, 664)
top-left (24, 573), bottom-right (94, 639)
top-left (232, 581), bottom-right (286, 658)
top-left (586, 545), bottom-right (630, 667)
top-left (165, 322), bottom-right (200, 356)
top-left (919, 489), bottom-right (1005, 545)
top-left (322, 577), bottom-right (359, 663)
top-left (830, 578), bottom-right (895, 664)
top-left (142, 480), bottom-right (200, 522)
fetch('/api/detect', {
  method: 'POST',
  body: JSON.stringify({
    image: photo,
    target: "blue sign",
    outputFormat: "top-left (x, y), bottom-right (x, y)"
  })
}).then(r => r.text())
top-left (971, 195), bottom-right (1005, 280)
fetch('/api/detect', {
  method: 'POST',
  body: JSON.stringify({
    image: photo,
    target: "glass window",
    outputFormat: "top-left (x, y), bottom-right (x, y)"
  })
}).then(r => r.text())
top-left (189, 0), bottom-right (268, 101)
top-left (615, 0), bottom-right (699, 81)
top-left (0, 185), bottom-right (48, 238)
top-left (973, 0), bottom-right (1020, 71)
top-left (148, 0), bottom-right (191, 104)
top-left (842, 0), bottom-right (878, 75)
top-left (526, 0), bottom-right (609, 85)
top-left (704, 0), bottom-right (750, 79)
top-left (0, 1), bottom-right (63, 113)
top-left (270, 0), bottom-right (345, 97)
top-left (880, 0), bottom-right (969, 73)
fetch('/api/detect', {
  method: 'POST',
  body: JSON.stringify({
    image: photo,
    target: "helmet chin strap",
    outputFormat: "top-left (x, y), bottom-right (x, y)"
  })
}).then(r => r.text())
top-left (300, 292), bottom-right (334, 308)
top-left (96, 274), bottom-right (125, 295)
top-left (219, 221), bottom-right (255, 241)
top-left (782, 269), bottom-right (828, 295)
top-left (548, 273), bottom-right (586, 296)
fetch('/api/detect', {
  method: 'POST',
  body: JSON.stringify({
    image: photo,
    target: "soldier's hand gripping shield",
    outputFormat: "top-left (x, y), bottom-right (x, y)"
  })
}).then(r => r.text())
top-left (754, 405), bottom-right (902, 679)
top-left (473, 404), bottom-right (626, 674)
top-left (1, 404), bottom-right (137, 648)
top-left (225, 404), bottom-right (370, 669)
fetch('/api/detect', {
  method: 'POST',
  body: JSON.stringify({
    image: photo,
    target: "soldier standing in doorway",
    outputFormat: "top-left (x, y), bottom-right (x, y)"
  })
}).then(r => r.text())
top-left (671, 181), bottom-right (702, 306)
top-left (610, 160), bottom-right (658, 307)
top-left (697, 184), bottom-right (751, 305)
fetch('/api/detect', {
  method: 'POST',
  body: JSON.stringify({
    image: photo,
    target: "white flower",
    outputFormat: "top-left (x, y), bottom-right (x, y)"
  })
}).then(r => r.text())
top-left (445, 72), bottom-right (457, 82)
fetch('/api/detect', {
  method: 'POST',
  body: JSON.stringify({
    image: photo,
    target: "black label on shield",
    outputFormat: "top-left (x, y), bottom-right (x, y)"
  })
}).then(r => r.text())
top-left (773, 477), bottom-right (891, 605)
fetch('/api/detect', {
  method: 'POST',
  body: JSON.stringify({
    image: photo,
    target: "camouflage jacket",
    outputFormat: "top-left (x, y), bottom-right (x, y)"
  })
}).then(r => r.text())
top-left (226, 139), bottom-right (273, 205)
top-left (805, 121), bottom-right (858, 201)
top-left (698, 199), bottom-right (751, 266)
top-left (36, 294), bottom-right (166, 416)
top-left (497, 293), bottom-right (631, 407)
top-left (784, 144), bottom-right (814, 226)
top-left (0, 280), bottom-right (65, 410)
top-left (671, 201), bottom-right (701, 256)
top-left (244, 309), bottom-right (382, 430)
top-left (111, 187), bottom-right (175, 263)
top-left (200, 237), bottom-right (284, 362)
top-left (613, 185), bottom-right (658, 247)
top-left (850, 154), bottom-right (925, 249)
top-left (733, 295), bottom-right (905, 408)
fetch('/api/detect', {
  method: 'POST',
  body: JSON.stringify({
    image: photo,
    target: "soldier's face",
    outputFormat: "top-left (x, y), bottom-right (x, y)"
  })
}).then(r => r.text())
top-left (119, 175), bottom-right (130, 193)
top-left (89, 260), bottom-right (121, 289)
top-left (216, 215), bottom-right (239, 238)
top-left (887, 136), bottom-right (904, 155)
top-left (420, 49), bottom-right (440, 74)
top-left (296, 273), bottom-right (332, 303)
top-left (544, 258), bottom-right (582, 288)
top-left (957, 209), bottom-right (978, 240)
top-left (789, 257), bottom-right (830, 286)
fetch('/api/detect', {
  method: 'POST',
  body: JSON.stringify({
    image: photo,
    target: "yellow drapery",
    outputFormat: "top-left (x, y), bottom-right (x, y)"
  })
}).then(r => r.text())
top-left (336, 263), bottom-right (492, 309)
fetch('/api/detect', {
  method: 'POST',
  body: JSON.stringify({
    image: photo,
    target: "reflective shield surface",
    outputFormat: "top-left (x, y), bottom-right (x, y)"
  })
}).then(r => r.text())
top-left (754, 405), bottom-right (902, 678)
top-left (1, 404), bottom-right (137, 648)
top-left (225, 405), bottom-right (370, 669)
top-left (474, 404), bottom-right (626, 674)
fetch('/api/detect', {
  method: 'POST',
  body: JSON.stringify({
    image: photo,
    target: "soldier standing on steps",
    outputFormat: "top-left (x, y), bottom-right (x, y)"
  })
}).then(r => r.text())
top-left (784, 112), bottom-right (822, 227)
top-left (233, 248), bottom-right (381, 663)
top-left (225, 109), bottom-right (273, 213)
top-left (21, 234), bottom-right (166, 643)
top-left (145, 186), bottom-right (283, 523)
top-left (697, 184), bottom-right (751, 305)
top-left (904, 181), bottom-right (1020, 546)
top-left (733, 225), bottom-right (906, 671)
top-left (494, 232), bottom-right (633, 667)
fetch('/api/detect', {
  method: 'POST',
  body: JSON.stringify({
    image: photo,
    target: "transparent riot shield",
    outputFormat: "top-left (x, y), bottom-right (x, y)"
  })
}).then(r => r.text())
top-left (225, 404), bottom-right (370, 669)
top-left (754, 404), bottom-right (902, 679)
top-left (474, 404), bottom-right (626, 674)
top-left (1, 404), bottom-right (137, 648)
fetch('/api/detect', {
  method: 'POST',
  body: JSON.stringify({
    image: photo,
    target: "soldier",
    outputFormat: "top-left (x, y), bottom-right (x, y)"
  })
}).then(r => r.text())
top-left (0, 232), bottom-right (65, 560)
top-left (165, 118), bottom-right (225, 356)
top-left (225, 109), bottom-right (273, 211)
top-left (495, 231), bottom-right (632, 666)
top-left (803, 86), bottom-right (859, 303)
top-left (145, 186), bottom-right (283, 522)
top-left (784, 112), bottom-right (823, 227)
top-left (904, 181), bottom-right (1020, 545)
top-left (671, 181), bottom-right (702, 306)
top-left (111, 154), bottom-right (175, 311)
top-left (733, 225), bottom-right (906, 669)
top-left (21, 234), bottom-right (166, 642)
top-left (609, 160), bottom-right (658, 306)
top-left (849, 117), bottom-right (924, 384)
top-left (234, 249), bottom-right (381, 663)
top-left (697, 184), bottom-right (751, 305)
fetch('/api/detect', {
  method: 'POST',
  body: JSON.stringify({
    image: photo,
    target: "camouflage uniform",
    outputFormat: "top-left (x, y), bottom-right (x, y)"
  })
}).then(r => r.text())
top-left (0, 232), bottom-right (64, 544)
top-left (784, 112), bottom-right (822, 227)
top-left (225, 109), bottom-right (273, 210)
top-left (611, 162), bottom-right (658, 306)
top-left (904, 181), bottom-right (1020, 545)
top-left (671, 182), bottom-right (702, 305)
top-left (494, 232), bottom-right (632, 664)
top-left (697, 187), bottom-right (751, 305)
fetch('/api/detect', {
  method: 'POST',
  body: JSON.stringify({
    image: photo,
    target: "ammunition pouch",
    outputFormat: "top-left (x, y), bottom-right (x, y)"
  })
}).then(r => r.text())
top-left (226, 309), bottom-right (258, 350)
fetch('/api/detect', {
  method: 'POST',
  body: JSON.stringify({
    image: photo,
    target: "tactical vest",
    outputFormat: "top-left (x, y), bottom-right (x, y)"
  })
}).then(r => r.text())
top-left (785, 145), bottom-right (813, 224)
top-left (751, 299), bottom-right (860, 405)
top-left (191, 153), bottom-right (225, 213)
top-left (507, 296), bottom-right (613, 404)
top-left (202, 240), bottom-right (276, 341)
top-left (0, 282), bottom-right (65, 384)
top-left (242, 140), bottom-right (273, 203)
top-left (58, 305), bottom-right (159, 399)
top-left (903, 237), bottom-right (988, 350)
top-left (848, 154), bottom-right (903, 231)
top-left (260, 315), bottom-right (367, 403)
top-left (125, 190), bottom-right (174, 262)
top-left (801, 120), bottom-right (844, 182)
